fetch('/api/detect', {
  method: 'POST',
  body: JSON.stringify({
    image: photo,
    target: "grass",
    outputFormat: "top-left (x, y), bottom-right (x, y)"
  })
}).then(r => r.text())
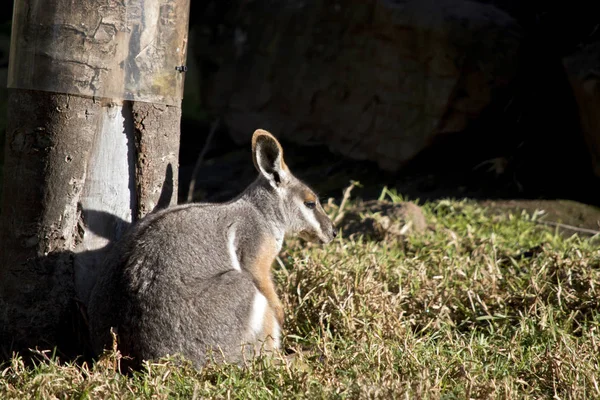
top-left (1, 188), bottom-right (599, 399)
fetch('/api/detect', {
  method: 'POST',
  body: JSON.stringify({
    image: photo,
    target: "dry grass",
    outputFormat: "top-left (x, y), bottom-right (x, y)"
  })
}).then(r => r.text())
top-left (1, 188), bottom-right (599, 399)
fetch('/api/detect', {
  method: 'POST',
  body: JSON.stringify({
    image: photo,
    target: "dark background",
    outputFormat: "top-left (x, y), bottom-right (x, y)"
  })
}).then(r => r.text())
top-left (1, 1), bottom-right (599, 212)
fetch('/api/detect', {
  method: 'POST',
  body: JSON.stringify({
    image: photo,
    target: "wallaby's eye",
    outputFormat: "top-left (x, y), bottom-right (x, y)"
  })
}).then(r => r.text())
top-left (304, 201), bottom-right (316, 210)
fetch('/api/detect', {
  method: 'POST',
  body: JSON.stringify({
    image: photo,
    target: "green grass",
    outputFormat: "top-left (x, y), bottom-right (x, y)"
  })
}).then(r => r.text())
top-left (1, 190), bottom-right (599, 399)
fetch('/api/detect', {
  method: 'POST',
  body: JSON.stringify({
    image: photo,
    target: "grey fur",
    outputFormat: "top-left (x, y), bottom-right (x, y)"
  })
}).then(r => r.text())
top-left (87, 129), bottom-right (336, 368)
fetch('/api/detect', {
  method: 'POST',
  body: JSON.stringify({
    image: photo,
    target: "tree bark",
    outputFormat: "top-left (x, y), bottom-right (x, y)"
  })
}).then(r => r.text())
top-left (0, 92), bottom-right (181, 358)
top-left (0, 91), bottom-right (97, 356)
top-left (132, 102), bottom-right (180, 219)
top-left (0, 0), bottom-right (188, 358)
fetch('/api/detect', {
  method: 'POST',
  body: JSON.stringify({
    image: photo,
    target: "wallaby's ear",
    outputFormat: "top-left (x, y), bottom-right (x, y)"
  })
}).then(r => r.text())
top-left (252, 129), bottom-right (288, 188)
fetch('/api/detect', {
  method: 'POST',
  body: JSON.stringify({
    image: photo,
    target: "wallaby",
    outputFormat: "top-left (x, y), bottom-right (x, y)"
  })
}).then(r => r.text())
top-left (87, 129), bottom-right (337, 369)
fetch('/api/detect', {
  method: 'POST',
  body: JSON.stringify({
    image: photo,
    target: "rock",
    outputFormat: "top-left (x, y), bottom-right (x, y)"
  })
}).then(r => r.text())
top-left (1, 31), bottom-right (9, 135)
top-left (196, 0), bottom-right (522, 171)
top-left (1, 30), bottom-right (9, 192)
top-left (563, 41), bottom-right (600, 178)
top-left (339, 200), bottom-right (427, 241)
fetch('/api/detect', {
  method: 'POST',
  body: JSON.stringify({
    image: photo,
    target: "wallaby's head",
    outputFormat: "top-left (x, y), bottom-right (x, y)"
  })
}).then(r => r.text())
top-left (252, 129), bottom-right (337, 244)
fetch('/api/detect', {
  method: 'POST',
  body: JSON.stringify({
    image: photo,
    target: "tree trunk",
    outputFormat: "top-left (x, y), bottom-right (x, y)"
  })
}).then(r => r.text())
top-left (0, 0), bottom-right (189, 359)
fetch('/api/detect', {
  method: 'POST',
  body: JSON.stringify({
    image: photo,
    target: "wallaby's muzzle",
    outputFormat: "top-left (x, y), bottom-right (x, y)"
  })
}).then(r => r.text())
top-left (299, 215), bottom-right (337, 244)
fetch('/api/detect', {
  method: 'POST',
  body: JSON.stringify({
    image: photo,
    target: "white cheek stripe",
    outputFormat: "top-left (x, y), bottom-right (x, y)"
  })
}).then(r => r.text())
top-left (227, 225), bottom-right (242, 271)
top-left (249, 290), bottom-right (268, 336)
top-left (295, 197), bottom-right (322, 234)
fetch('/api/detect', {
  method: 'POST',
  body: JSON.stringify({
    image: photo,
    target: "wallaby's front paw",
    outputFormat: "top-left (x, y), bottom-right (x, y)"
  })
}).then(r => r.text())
top-left (273, 303), bottom-right (284, 327)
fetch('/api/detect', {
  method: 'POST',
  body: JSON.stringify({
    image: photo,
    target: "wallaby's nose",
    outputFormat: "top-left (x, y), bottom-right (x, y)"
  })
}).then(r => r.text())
top-left (332, 226), bottom-right (337, 238)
